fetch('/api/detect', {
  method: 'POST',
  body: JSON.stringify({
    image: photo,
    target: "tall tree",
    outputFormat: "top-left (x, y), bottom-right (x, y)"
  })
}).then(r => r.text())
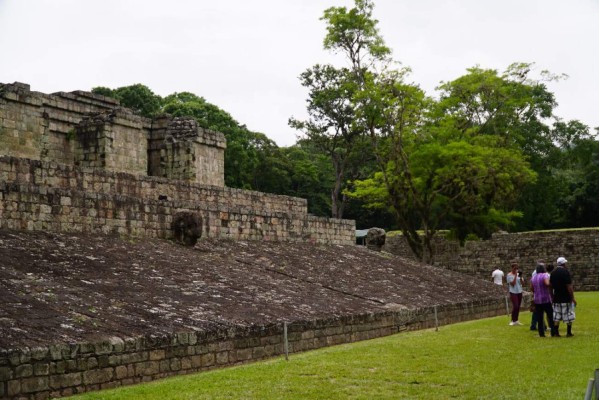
top-left (290, 66), bottom-right (369, 218)
top-left (290, 0), bottom-right (388, 219)
top-left (348, 67), bottom-right (537, 260)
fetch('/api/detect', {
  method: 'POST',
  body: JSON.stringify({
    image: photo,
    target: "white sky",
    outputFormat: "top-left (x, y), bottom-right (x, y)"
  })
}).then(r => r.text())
top-left (1, 0), bottom-right (597, 147)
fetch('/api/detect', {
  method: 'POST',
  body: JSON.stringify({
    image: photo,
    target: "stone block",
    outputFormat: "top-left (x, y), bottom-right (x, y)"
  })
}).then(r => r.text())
top-left (115, 365), bottom-right (128, 380)
top-left (121, 352), bottom-right (147, 364)
top-left (7, 379), bottom-right (21, 397)
top-left (251, 348), bottom-right (266, 359)
top-left (30, 347), bottom-right (49, 361)
top-left (48, 344), bottom-right (69, 361)
top-left (159, 360), bottom-right (170, 373)
top-left (49, 372), bottom-right (82, 389)
top-left (21, 376), bottom-right (49, 393)
top-left (0, 365), bottom-right (13, 380)
top-left (180, 356), bottom-right (192, 370)
top-left (216, 351), bottom-right (229, 365)
top-left (66, 359), bottom-right (78, 372)
top-left (8, 350), bottom-right (21, 366)
top-left (108, 355), bottom-right (122, 367)
top-left (134, 361), bottom-right (159, 377)
top-left (15, 364), bottom-right (33, 378)
top-left (200, 353), bottom-right (214, 367)
top-left (33, 363), bottom-right (50, 376)
top-left (190, 355), bottom-right (202, 369)
top-left (235, 349), bottom-right (252, 361)
top-left (149, 350), bottom-right (165, 361)
top-left (166, 347), bottom-right (186, 358)
top-left (83, 368), bottom-right (113, 385)
top-left (170, 358), bottom-right (181, 371)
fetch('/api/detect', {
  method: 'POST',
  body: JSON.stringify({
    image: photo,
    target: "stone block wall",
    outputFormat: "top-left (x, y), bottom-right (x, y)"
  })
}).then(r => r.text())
top-left (74, 110), bottom-right (148, 176)
top-left (0, 83), bottom-right (119, 166)
top-left (191, 129), bottom-right (225, 187)
top-left (0, 83), bottom-right (225, 187)
top-left (156, 118), bottom-right (226, 186)
top-left (0, 156), bottom-right (355, 245)
top-left (0, 297), bottom-right (506, 399)
top-left (384, 231), bottom-right (599, 291)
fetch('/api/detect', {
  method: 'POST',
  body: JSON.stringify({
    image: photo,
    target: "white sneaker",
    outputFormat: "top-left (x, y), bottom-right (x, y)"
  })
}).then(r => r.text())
top-left (509, 321), bottom-right (515, 326)
top-left (514, 321), bottom-right (522, 326)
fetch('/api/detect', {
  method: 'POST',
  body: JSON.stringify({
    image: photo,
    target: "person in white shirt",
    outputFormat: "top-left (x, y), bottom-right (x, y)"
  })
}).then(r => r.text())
top-left (491, 268), bottom-right (504, 287)
top-left (506, 262), bottom-right (524, 325)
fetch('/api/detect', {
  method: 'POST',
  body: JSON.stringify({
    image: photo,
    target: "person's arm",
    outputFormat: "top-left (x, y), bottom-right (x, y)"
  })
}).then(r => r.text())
top-left (567, 284), bottom-right (576, 305)
top-left (508, 273), bottom-right (517, 287)
top-left (543, 275), bottom-right (551, 287)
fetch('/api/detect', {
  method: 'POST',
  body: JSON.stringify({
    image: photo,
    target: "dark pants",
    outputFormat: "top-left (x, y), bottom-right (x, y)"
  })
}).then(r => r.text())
top-left (531, 308), bottom-right (545, 330)
top-left (535, 302), bottom-right (554, 336)
top-left (510, 292), bottom-right (522, 322)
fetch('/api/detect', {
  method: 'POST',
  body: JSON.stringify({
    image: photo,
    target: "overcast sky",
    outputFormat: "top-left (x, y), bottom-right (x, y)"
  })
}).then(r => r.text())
top-left (1, 0), bottom-right (597, 146)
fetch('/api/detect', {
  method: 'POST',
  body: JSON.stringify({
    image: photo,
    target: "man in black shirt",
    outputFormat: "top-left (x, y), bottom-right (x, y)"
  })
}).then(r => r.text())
top-left (549, 257), bottom-right (576, 337)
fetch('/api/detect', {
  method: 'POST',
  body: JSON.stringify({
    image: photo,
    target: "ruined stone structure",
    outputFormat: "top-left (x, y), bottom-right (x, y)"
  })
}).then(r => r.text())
top-left (384, 230), bottom-right (599, 291)
top-left (0, 82), bottom-right (225, 186)
top-left (0, 83), bottom-right (355, 245)
top-left (0, 82), bottom-right (508, 399)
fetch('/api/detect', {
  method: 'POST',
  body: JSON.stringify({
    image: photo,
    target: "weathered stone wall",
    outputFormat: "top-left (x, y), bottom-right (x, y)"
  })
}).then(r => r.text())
top-left (384, 231), bottom-right (599, 291)
top-left (0, 83), bottom-right (120, 165)
top-left (0, 83), bottom-right (354, 243)
top-left (157, 118), bottom-right (226, 186)
top-left (0, 156), bottom-right (355, 245)
top-left (74, 110), bottom-right (148, 176)
top-left (0, 82), bottom-right (225, 187)
top-left (0, 298), bottom-right (505, 399)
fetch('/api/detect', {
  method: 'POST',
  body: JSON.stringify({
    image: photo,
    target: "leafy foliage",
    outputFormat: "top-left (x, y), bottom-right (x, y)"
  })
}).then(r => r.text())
top-left (90, 1), bottom-right (598, 244)
top-left (92, 84), bottom-right (162, 118)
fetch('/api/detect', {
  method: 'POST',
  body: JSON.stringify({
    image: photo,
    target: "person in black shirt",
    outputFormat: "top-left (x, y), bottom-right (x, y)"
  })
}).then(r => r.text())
top-left (549, 257), bottom-right (576, 337)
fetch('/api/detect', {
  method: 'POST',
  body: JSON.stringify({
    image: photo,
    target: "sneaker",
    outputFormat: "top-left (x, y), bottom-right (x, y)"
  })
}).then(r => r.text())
top-left (513, 321), bottom-right (523, 326)
top-left (509, 321), bottom-right (516, 326)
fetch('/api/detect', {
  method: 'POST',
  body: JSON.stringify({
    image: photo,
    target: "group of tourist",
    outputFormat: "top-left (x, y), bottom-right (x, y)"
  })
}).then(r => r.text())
top-left (491, 256), bottom-right (576, 337)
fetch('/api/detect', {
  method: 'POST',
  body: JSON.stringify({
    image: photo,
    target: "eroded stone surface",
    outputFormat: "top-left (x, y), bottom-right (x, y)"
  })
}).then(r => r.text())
top-left (0, 229), bottom-right (503, 349)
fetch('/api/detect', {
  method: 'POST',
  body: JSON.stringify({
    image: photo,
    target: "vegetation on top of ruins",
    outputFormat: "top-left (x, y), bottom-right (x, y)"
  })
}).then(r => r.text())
top-left (92, 0), bottom-right (599, 261)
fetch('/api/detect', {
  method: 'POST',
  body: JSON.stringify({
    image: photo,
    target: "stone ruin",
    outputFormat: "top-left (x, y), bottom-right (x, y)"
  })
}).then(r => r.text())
top-left (0, 82), bottom-right (225, 186)
top-left (0, 82), bottom-right (355, 245)
top-left (0, 83), bottom-right (514, 400)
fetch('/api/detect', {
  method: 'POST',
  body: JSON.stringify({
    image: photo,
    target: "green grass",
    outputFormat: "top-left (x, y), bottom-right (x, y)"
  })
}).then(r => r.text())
top-left (73, 293), bottom-right (599, 399)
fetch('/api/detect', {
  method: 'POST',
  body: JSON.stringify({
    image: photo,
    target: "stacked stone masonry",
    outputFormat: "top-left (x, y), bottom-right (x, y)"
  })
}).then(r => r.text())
top-left (0, 82), bottom-right (225, 187)
top-left (0, 82), bottom-right (355, 244)
top-left (384, 231), bottom-right (599, 291)
top-left (0, 156), bottom-right (355, 244)
top-left (0, 299), bottom-right (505, 399)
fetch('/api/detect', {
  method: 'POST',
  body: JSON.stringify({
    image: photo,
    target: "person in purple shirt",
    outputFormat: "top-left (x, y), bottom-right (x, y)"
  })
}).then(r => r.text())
top-left (530, 263), bottom-right (555, 337)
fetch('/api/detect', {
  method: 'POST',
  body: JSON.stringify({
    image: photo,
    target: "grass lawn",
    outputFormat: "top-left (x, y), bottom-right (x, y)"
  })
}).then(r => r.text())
top-left (72, 292), bottom-right (599, 400)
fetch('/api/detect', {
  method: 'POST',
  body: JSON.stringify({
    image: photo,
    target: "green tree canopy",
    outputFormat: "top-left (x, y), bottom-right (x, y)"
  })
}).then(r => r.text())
top-left (92, 84), bottom-right (162, 118)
